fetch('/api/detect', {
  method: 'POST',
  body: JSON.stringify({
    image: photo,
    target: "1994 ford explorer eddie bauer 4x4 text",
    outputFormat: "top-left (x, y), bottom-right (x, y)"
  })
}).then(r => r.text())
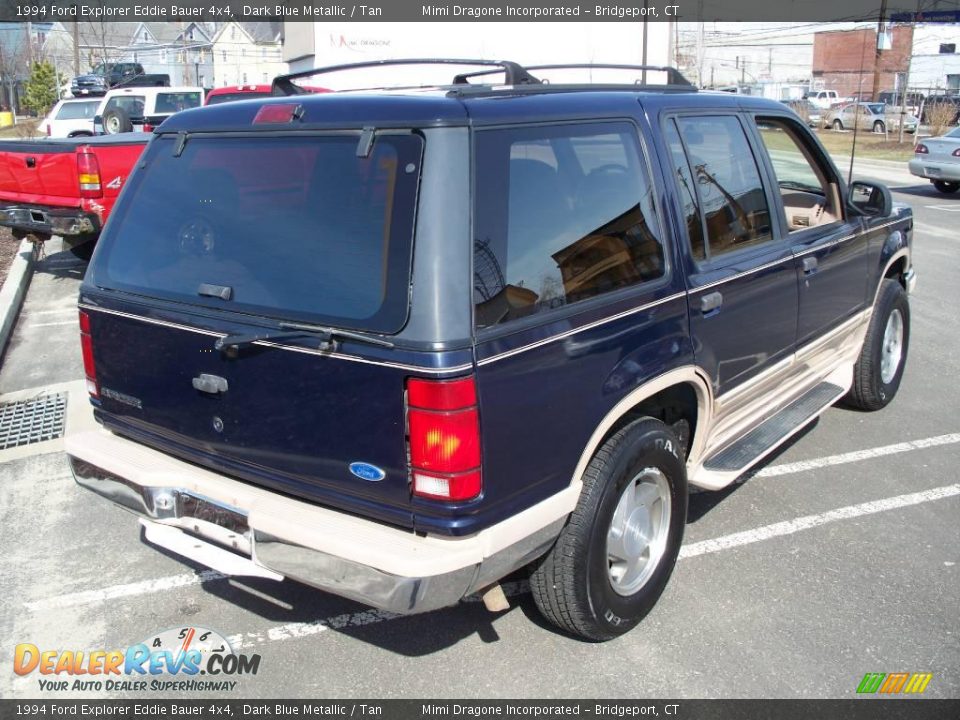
top-left (66, 61), bottom-right (916, 641)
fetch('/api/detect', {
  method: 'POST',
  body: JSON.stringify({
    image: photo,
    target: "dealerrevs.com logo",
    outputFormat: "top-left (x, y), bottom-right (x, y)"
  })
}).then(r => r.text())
top-left (14, 626), bottom-right (261, 693)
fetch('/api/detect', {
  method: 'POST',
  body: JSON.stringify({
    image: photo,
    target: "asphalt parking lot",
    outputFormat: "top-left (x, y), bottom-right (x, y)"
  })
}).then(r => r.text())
top-left (0, 158), bottom-right (956, 700)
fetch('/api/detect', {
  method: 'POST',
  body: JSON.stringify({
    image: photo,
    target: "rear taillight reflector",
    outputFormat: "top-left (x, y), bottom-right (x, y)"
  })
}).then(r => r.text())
top-left (915, 144), bottom-right (929, 154)
top-left (79, 310), bottom-right (98, 398)
top-left (77, 152), bottom-right (102, 198)
top-left (407, 377), bottom-right (482, 502)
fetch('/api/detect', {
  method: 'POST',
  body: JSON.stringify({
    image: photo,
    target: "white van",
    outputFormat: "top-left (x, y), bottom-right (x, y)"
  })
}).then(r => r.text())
top-left (40, 98), bottom-right (101, 138)
top-left (805, 89), bottom-right (850, 110)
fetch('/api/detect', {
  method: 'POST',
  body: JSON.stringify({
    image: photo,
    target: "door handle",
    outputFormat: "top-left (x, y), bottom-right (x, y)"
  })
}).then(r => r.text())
top-left (700, 291), bottom-right (723, 315)
top-left (802, 256), bottom-right (818, 275)
top-left (192, 374), bottom-right (228, 394)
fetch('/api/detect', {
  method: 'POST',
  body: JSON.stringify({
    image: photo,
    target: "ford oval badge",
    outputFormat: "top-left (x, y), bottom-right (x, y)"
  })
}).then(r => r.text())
top-left (349, 462), bottom-right (386, 482)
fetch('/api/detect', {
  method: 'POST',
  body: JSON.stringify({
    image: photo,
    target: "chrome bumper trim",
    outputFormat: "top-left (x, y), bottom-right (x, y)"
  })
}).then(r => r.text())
top-left (69, 456), bottom-right (559, 614)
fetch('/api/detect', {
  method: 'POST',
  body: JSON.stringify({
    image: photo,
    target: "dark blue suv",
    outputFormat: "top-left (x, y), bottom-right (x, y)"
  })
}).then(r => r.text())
top-left (67, 61), bottom-right (915, 641)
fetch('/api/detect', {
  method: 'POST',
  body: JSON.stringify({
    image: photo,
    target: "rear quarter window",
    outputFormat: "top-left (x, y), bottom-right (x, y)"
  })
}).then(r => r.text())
top-left (93, 132), bottom-right (423, 333)
top-left (56, 102), bottom-right (99, 120)
top-left (473, 122), bottom-right (665, 328)
top-left (154, 92), bottom-right (202, 114)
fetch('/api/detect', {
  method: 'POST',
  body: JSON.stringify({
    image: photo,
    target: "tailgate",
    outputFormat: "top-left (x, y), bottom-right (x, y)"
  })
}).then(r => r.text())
top-left (85, 304), bottom-right (415, 526)
top-left (0, 141), bottom-right (81, 205)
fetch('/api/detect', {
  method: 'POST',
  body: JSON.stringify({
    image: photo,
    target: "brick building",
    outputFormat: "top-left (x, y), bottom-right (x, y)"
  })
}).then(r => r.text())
top-left (812, 25), bottom-right (914, 100)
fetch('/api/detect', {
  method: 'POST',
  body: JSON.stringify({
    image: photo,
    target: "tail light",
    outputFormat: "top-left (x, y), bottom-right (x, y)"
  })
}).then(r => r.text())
top-left (952, 148), bottom-right (960, 157)
top-left (143, 123), bottom-right (154, 132)
top-left (915, 144), bottom-right (929, 154)
top-left (77, 151), bottom-right (102, 198)
top-left (406, 376), bottom-right (481, 502)
top-left (79, 311), bottom-right (98, 398)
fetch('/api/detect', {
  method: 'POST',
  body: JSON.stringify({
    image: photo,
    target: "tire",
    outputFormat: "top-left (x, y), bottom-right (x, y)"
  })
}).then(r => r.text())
top-left (102, 108), bottom-right (133, 135)
top-left (933, 180), bottom-right (960, 194)
top-left (873, 120), bottom-right (885, 133)
top-left (832, 119), bottom-right (844, 130)
top-left (845, 279), bottom-right (910, 411)
top-left (530, 417), bottom-right (687, 642)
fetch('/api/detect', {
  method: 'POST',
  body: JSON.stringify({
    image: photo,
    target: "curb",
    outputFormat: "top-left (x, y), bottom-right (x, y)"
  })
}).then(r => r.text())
top-left (0, 239), bottom-right (36, 359)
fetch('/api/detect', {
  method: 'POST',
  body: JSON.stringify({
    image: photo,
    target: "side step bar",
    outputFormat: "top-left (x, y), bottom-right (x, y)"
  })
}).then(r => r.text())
top-left (703, 381), bottom-right (846, 475)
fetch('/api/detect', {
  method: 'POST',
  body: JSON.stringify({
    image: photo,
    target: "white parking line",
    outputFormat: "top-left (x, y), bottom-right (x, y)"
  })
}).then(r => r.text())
top-left (751, 433), bottom-right (960, 478)
top-left (679, 483), bottom-right (960, 559)
top-left (26, 320), bottom-right (78, 328)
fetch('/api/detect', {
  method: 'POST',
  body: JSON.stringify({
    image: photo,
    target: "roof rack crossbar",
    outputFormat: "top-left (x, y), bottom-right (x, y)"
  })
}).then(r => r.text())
top-left (525, 64), bottom-right (694, 87)
top-left (272, 58), bottom-right (542, 96)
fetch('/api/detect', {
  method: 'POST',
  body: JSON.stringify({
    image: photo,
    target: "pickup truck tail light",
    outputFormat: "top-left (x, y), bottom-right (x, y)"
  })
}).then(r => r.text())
top-left (77, 151), bottom-right (102, 198)
top-left (79, 311), bottom-right (98, 398)
top-left (406, 376), bottom-right (482, 502)
top-left (915, 144), bottom-right (929, 154)
top-left (143, 123), bottom-right (154, 133)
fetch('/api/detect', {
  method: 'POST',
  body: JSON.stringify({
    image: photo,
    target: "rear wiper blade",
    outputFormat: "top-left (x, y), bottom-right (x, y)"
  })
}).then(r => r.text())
top-left (214, 322), bottom-right (394, 354)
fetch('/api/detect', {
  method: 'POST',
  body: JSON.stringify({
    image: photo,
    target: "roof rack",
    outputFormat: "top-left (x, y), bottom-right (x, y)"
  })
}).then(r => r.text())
top-left (526, 64), bottom-right (694, 88)
top-left (271, 58), bottom-right (540, 96)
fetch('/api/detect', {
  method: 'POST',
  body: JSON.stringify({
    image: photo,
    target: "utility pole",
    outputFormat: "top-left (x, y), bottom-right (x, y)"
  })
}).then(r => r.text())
top-left (871, 0), bottom-right (889, 102)
top-left (25, 22), bottom-right (33, 67)
top-left (73, 18), bottom-right (80, 76)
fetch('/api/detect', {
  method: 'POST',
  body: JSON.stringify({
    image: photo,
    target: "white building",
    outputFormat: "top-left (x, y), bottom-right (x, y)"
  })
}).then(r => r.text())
top-left (211, 21), bottom-right (285, 87)
top-left (282, 22), bottom-right (674, 88)
top-left (908, 23), bottom-right (960, 93)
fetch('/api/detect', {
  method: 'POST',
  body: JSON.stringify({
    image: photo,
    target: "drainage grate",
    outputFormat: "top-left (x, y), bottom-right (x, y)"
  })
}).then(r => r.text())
top-left (0, 393), bottom-right (67, 450)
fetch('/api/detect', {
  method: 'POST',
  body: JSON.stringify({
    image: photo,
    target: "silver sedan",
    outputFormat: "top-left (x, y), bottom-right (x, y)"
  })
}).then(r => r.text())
top-left (909, 126), bottom-right (960, 193)
top-left (826, 102), bottom-right (919, 133)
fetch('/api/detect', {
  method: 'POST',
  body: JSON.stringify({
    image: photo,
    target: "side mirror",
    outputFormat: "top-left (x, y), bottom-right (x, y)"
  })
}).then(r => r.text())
top-left (849, 180), bottom-right (891, 217)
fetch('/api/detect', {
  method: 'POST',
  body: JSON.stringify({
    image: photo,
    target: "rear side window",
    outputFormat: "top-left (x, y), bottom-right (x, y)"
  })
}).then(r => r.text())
top-left (673, 116), bottom-right (773, 260)
top-left (94, 133), bottom-right (423, 333)
top-left (474, 122), bottom-right (665, 328)
top-left (56, 102), bottom-right (98, 120)
top-left (155, 92), bottom-right (202, 114)
top-left (104, 95), bottom-right (145, 117)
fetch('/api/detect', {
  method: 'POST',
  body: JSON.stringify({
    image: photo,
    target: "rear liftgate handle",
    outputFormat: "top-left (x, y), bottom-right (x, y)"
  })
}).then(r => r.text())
top-left (192, 374), bottom-right (228, 395)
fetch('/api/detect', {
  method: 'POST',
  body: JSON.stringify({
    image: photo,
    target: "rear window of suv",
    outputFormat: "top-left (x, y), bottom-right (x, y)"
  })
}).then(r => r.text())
top-left (94, 132), bottom-right (423, 333)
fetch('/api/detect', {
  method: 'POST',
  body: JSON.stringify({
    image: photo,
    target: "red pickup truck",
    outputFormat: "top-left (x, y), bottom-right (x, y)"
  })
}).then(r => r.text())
top-left (0, 135), bottom-right (148, 243)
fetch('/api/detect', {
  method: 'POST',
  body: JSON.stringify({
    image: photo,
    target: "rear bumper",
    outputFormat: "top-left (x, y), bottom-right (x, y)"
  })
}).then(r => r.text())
top-left (0, 203), bottom-right (99, 237)
top-left (66, 429), bottom-right (573, 614)
top-left (908, 159), bottom-right (960, 182)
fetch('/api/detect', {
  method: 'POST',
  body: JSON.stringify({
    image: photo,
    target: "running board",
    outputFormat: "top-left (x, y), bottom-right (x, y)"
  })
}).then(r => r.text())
top-left (697, 382), bottom-right (846, 488)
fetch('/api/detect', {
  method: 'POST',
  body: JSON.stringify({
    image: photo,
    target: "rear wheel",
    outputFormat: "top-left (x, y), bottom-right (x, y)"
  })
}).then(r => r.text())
top-left (845, 279), bottom-right (910, 411)
top-left (933, 180), bottom-right (960, 194)
top-left (833, 119), bottom-right (844, 130)
top-left (530, 417), bottom-right (687, 641)
top-left (872, 120), bottom-right (885, 133)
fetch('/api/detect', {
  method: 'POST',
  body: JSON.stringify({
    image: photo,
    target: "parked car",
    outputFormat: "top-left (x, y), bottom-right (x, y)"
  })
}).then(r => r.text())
top-left (826, 102), bottom-right (918, 133)
top-left (40, 98), bottom-right (100, 138)
top-left (782, 98), bottom-right (822, 127)
top-left (71, 62), bottom-right (170, 97)
top-left (66, 60), bottom-right (915, 642)
top-left (909, 126), bottom-right (960, 193)
top-left (0, 136), bottom-right (148, 242)
top-left (93, 86), bottom-right (204, 135)
top-left (919, 95), bottom-right (960, 125)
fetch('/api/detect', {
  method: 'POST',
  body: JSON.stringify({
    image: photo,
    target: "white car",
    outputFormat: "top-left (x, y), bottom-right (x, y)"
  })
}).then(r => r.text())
top-left (40, 98), bottom-right (100, 138)
top-left (805, 89), bottom-right (850, 110)
top-left (93, 86), bottom-right (203, 135)
top-left (909, 126), bottom-right (960, 194)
